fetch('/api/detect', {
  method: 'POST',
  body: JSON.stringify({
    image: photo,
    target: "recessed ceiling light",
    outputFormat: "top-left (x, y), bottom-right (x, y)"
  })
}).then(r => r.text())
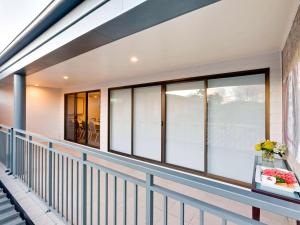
top-left (130, 56), bottom-right (138, 63)
top-left (63, 76), bottom-right (69, 80)
top-left (34, 84), bottom-right (39, 87)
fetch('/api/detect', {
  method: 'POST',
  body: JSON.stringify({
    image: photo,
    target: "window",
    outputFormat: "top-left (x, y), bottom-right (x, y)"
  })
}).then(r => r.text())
top-left (108, 69), bottom-right (269, 186)
top-left (64, 90), bottom-right (101, 148)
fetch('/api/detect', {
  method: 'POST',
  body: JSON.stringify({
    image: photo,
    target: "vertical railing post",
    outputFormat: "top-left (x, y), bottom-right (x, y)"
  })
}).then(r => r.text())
top-left (28, 136), bottom-right (33, 190)
top-left (146, 173), bottom-right (154, 225)
top-left (5, 129), bottom-right (10, 170)
top-left (48, 142), bottom-right (53, 209)
top-left (9, 128), bottom-right (14, 174)
top-left (81, 153), bottom-right (87, 225)
top-left (12, 129), bottom-right (17, 177)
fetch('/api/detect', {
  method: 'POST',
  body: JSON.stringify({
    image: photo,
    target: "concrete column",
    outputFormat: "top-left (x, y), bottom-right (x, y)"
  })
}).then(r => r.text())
top-left (13, 74), bottom-right (26, 129)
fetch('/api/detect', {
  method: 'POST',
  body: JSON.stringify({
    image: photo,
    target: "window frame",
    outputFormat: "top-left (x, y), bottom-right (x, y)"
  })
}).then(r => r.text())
top-left (108, 68), bottom-right (270, 187)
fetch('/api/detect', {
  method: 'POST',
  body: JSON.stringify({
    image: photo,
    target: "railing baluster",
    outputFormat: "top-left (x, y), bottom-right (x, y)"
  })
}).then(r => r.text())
top-left (47, 142), bottom-right (53, 209)
top-left (90, 167), bottom-right (93, 225)
top-left (164, 196), bottom-right (168, 225)
top-left (12, 130), bottom-right (16, 176)
top-left (45, 146), bottom-right (48, 203)
top-left (97, 170), bottom-right (100, 225)
top-left (53, 152), bottom-right (56, 209)
top-left (134, 184), bottom-right (138, 225)
top-left (114, 176), bottom-right (117, 225)
top-left (76, 161), bottom-right (79, 225)
top-left (180, 202), bottom-right (184, 225)
top-left (146, 174), bottom-right (154, 225)
top-left (66, 157), bottom-right (69, 221)
top-left (71, 159), bottom-right (74, 225)
top-left (34, 144), bottom-right (37, 191)
top-left (62, 155), bottom-right (64, 217)
top-left (123, 180), bottom-right (127, 225)
top-left (38, 146), bottom-right (41, 196)
top-left (199, 210), bottom-right (204, 225)
top-left (105, 173), bottom-right (108, 225)
top-left (57, 154), bottom-right (60, 212)
top-left (41, 147), bottom-right (44, 199)
top-left (222, 218), bottom-right (227, 225)
top-left (81, 153), bottom-right (87, 225)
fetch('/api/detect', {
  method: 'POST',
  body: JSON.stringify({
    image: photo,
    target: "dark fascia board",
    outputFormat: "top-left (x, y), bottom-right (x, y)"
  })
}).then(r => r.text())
top-left (19, 0), bottom-right (220, 75)
top-left (0, 0), bottom-right (82, 67)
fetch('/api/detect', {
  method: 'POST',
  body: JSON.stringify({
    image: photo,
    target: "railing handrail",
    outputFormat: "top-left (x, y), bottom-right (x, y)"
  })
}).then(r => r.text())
top-left (4, 125), bottom-right (300, 221)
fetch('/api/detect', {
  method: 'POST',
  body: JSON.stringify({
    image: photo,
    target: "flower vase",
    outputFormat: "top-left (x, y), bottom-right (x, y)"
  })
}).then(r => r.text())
top-left (262, 151), bottom-right (275, 162)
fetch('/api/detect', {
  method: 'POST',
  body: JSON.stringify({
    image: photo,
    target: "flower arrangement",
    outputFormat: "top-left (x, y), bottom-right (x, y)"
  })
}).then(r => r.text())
top-left (255, 140), bottom-right (287, 161)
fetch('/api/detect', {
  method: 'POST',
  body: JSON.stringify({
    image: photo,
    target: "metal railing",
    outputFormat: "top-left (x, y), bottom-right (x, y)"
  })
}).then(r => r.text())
top-left (0, 124), bottom-right (300, 225)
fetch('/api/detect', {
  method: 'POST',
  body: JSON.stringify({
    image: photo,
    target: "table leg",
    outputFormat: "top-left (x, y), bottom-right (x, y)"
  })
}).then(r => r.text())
top-left (252, 207), bottom-right (260, 221)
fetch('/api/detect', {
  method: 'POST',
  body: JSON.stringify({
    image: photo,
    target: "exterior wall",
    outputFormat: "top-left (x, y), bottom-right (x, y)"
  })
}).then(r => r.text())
top-left (26, 86), bottom-right (64, 139)
top-left (0, 84), bottom-right (13, 126)
top-left (0, 84), bottom-right (63, 139)
top-left (64, 52), bottom-right (282, 152)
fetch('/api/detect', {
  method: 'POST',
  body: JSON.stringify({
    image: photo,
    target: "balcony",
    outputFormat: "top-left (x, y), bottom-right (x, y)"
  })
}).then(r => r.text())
top-left (0, 1), bottom-right (299, 225)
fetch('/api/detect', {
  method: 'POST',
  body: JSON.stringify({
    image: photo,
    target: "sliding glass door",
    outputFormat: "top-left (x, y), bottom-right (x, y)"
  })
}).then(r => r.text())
top-left (108, 70), bottom-right (268, 185)
top-left (207, 75), bottom-right (265, 182)
top-left (65, 90), bottom-right (101, 148)
top-left (65, 94), bottom-right (75, 141)
top-left (166, 81), bottom-right (205, 171)
top-left (133, 86), bottom-right (161, 161)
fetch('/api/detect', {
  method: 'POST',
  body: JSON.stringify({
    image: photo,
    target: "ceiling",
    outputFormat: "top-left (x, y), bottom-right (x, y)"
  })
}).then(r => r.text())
top-left (26, 0), bottom-right (299, 89)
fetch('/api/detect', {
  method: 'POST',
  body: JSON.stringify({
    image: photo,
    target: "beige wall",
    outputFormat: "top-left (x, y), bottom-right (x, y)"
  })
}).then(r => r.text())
top-left (0, 84), bottom-right (13, 126)
top-left (0, 84), bottom-right (63, 140)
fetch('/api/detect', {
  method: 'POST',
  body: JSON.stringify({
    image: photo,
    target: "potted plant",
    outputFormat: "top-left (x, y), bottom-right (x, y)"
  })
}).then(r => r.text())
top-left (255, 140), bottom-right (287, 162)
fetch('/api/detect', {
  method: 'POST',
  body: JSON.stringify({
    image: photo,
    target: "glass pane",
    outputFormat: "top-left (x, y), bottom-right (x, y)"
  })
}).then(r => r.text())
top-left (166, 81), bottom-right (205, 171)
top-left (88, 91), bottom-right (101, 148)
top-left (76, 92), bottom-right (87, 145)
top-left (207, 74), bottom-right (265, 183)
top-left (65, 94), bottom-right (75, 141)
top-left (110, 89), bottom-right (132, 154)
top-left (133, 86), bottom-right (161, 161)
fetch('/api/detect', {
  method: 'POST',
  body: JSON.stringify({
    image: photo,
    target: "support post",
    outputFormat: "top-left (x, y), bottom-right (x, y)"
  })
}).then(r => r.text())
top-left (81, 153), bottom-right (87, 225)
top-left (13, 74), bottom-right (26, 176)
top-left (13, 74), bottom-right (26, 130)
top-left (146, 173), bottom-right (154, 225)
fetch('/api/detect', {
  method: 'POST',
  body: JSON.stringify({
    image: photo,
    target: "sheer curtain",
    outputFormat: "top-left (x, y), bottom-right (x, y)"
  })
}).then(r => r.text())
top-left (283, 62), bottom-right (300, 163)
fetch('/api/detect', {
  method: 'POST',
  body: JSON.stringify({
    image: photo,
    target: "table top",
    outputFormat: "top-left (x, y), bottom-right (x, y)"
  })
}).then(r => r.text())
top-left (252, 156), bottom-right (300, 203)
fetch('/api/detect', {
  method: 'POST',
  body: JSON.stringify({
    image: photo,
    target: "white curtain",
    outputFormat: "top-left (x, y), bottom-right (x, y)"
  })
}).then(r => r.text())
top-left (283, 62), bottom-right (300, 163)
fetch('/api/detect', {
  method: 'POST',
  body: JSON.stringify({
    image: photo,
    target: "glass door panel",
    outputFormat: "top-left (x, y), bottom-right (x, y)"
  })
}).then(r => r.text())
top-left (207, 74), bottom-right (265, 183)
top-left (133, 86), bottom-right (161, 161)
top-left (65, 94), bottom-right (75, 141)
top-left (88, 91), bottom-right (101, 148)
top-left (166, 81), bottom-right (205, 171)
top-left (110, 89), bottom-right (132, 154)
top-left (76, 92), bottom-right (87, 145)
